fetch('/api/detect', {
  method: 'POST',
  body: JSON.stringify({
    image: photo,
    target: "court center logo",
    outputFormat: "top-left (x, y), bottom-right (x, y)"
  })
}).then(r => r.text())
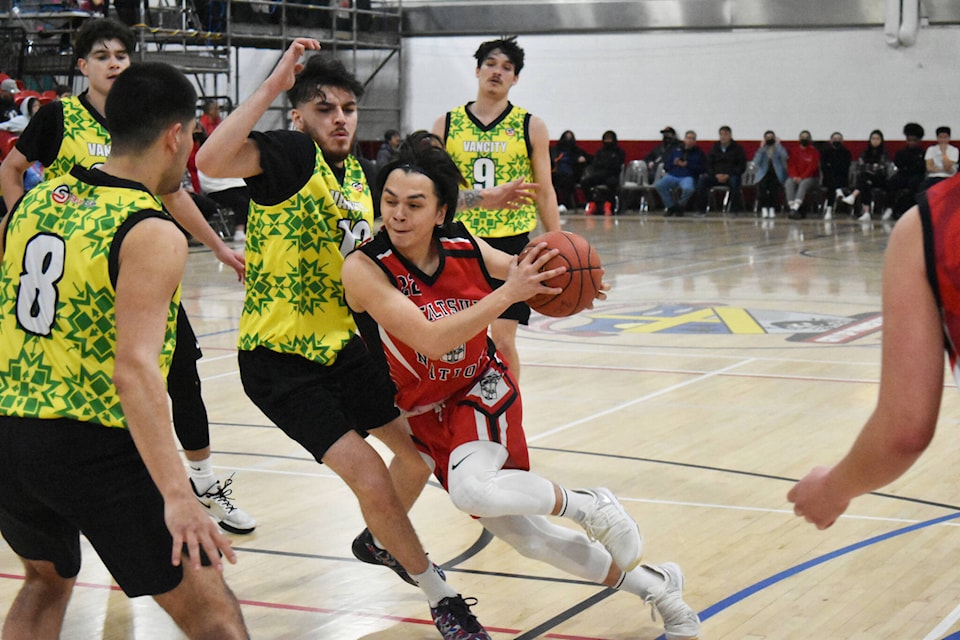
top-left (528, 303), bottom-right (881, 343)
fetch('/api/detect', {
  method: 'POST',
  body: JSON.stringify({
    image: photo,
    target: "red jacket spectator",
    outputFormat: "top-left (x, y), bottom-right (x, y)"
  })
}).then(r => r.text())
top-left (788, 143), bottom-right (820, 180)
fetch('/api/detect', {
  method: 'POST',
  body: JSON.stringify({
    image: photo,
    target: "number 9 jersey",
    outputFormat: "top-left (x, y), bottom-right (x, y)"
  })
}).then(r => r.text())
top-left (443, 102), bottom-right (538, 239)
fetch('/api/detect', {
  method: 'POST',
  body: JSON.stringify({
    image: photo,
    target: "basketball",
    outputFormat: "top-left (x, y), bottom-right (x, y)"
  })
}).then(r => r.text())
top-left (521, 231), bottom-right (602, 317)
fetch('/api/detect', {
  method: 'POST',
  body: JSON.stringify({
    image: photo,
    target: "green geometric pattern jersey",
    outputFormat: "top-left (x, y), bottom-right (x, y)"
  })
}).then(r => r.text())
top-left (239, 146), bottom-right (373, 365)
top-left (0, 169), bottom-right (179, 428)
top-left (46, 95), bottom-right (111, 179)
top-left (445, 102), bottom-right (538, 238)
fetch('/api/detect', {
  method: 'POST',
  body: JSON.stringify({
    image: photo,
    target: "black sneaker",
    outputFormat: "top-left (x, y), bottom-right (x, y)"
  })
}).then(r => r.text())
top-left (351, 528), bottom-right (445, 586)
top-left (430, 594), bottom-right (491, 640)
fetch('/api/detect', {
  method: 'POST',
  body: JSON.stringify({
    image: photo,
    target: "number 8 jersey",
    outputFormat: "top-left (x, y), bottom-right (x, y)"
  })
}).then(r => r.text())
top-left (443, 102), bottom-right (538, 238)
top-left (0, 166), bottom-right (179, 428)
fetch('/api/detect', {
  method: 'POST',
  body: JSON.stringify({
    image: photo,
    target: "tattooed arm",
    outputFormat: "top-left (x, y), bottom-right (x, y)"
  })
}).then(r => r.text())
top-left (457, 177), bottom-right (537, 212)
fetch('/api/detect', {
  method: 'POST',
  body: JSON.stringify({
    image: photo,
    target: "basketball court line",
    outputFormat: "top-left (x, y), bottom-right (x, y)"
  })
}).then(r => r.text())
top-left (924, 602), bottom-right (960, 640)
top-left (527, 359), bottom-right (754, 443)
top-left (687, 510), bottom-right (960, 639)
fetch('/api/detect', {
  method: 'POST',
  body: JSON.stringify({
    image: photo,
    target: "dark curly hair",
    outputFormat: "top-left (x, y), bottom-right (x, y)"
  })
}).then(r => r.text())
top-left (474, 36), bottom-right (524, 75)
top-left (287, 55), bottom-right (364, 108)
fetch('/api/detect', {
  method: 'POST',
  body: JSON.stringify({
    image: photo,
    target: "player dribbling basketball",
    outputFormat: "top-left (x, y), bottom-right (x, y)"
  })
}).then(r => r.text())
top-left (342, 136), bottom-right (701, 640)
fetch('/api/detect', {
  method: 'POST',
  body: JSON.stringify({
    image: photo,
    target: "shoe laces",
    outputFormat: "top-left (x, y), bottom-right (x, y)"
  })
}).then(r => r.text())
top-left (581, 492), bottom-right (612, 543)
top-left (435, 595), bottom-right (484, 634)
top-left (205, 473), bottom-right (240, 514)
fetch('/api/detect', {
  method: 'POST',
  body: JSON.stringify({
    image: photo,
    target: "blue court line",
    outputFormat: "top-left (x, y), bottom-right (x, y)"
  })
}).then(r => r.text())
top-left (653, 510), bottom-right (960, 640)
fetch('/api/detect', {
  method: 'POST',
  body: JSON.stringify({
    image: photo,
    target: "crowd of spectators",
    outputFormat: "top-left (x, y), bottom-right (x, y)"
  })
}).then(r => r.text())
top-left (549, 122), bottom-right (956, 222)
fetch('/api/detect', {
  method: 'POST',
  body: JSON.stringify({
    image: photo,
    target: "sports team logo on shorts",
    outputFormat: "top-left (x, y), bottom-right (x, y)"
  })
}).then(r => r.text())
top-left (441, 343), bottom-right (466, 364)
top-left (478, 370), bottom-right (502, 401)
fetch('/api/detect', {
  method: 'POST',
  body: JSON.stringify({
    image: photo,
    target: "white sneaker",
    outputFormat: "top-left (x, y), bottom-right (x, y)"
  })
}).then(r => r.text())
top-left (769, 209), bottom-right (776, 219)
top-left (858, 212), bottom-right (871, 222)
top-left (233, 228), bottom-right (246, 242)
top-left (882, 207), bottom-right (894, 221)
top-left (192, 475), bottom-right (256, 534)
top-left (823, 206), bottom-right (832, 221)
top-left (841, 194), bottom-right (856, 206)
top-left (643, 563), bottom-right (701, 640)
top-left (578, 488), bottom-right (642, 572)
top-left (558, 204), bottom-right (568, 213)
top-left (760, 207), bottom-right (769, 218)
top-left (835, 188), bottom-right (844, 199)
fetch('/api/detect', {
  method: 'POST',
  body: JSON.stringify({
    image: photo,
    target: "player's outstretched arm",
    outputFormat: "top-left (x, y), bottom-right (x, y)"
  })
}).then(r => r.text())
top-left (458, 177), bottom-right (538, 212)
top-left (198, 37), bottom-right (322, 179)
top-left (161, 188), bottom-right (245, 281)
top-left (788, 207), bottom-right (944, 529)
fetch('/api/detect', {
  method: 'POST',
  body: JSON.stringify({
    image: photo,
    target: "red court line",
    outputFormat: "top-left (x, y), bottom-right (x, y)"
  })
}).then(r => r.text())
top-left (0, 572), bottom-right (608, 640)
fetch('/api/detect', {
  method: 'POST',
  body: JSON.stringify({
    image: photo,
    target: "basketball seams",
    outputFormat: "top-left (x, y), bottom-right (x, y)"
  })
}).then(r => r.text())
top-left (521, 230), bottom-right (601, 317)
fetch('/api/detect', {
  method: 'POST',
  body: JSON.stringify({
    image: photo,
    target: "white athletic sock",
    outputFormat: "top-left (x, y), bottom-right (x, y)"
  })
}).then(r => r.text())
top-left (560, 488), bottom-right (598, 525)
top-left (412, 565), bottom-right (457, 607)
top-left (614, 564), bottom-right (667, 599)
top-left (187, 457), bottom-right (216, 495)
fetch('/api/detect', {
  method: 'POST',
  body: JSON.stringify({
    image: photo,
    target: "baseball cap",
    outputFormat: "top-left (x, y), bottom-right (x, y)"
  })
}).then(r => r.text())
top-left (0, 79), bottom-right (19, 93)
top-left (660, 126), bottom-right (676, 136)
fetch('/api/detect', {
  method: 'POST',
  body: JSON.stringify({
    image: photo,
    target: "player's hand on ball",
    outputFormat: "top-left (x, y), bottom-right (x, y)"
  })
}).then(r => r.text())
top-left (509, 242), bottom-right (564, 302)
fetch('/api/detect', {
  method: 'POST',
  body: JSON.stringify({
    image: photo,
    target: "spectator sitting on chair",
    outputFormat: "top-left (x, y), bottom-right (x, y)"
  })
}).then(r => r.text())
top-left (376, 128), bottom-right (402, 166)
top-left (656, 129), bottom-right (705, 217)
top-left (0, 78), bottom-right (19, 122)
top-left (785, 130), bottom-right (820, 219)
top-left (819, 131), bottom-right (852, 221)
top-left (696, 125), bottom-right (746, 214)
top-left (644, 126), bottom-right (680, 179)
top-left (887, 122), bottom-right (927, 220)
top-left (550, 129), bottom-right (589, 212)
top-left (753, 130), bottom-right (789, 219)
top-left (919, 125), bottom-right (958, 192)
top-left (199, 169), bottom-right (250, 243)
top-left (581, 129), bottom-right (624, 216)
top-left (842, 129), bottom-right (890, 221)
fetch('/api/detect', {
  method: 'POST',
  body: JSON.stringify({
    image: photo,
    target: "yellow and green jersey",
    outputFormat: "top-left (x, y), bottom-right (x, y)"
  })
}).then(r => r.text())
top-left (0, 167), bottom-right (179, 428)
top-left (240, 138), bottom-right (374, 365)
top-left (444, 102), bottom-right (538, 238)
top-left (46, 95), bottom-right (111, 178)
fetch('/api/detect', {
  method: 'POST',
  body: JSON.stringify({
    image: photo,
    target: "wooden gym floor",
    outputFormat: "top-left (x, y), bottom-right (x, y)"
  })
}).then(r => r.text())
top-left (3, 212), bottom-right (960, 639)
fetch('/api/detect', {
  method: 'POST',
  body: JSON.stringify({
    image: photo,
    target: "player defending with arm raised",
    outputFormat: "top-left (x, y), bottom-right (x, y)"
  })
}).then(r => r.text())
top-left (0, 62), bottom-right (247, 640)
top-left (197, 39), bottom-right (489, 640)
top-left (432, 36), bottom-right (561, 381)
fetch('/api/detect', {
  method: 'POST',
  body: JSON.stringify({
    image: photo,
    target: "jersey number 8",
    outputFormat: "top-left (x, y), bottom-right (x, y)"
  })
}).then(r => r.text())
top-left (17, 233), bottom-right (65, 336)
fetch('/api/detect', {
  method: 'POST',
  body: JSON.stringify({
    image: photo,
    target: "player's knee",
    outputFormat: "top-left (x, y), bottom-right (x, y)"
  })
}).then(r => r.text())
top-left (448, 471), bottom-right (498, 517)
top-left (22, 559), bottom-right (74, 596)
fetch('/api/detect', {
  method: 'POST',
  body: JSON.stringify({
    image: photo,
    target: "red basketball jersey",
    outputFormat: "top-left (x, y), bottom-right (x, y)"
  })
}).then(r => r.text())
top-left (920, 174), bottom-right (960, 383)
top-left (357, 223), bottom-right (501, 411)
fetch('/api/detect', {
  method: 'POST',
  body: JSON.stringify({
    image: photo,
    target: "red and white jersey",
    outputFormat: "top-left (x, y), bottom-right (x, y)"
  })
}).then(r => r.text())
top-left (919, 173), bottom-right (960, 386)
top-left (356, 222), bottom-right (501, 411)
